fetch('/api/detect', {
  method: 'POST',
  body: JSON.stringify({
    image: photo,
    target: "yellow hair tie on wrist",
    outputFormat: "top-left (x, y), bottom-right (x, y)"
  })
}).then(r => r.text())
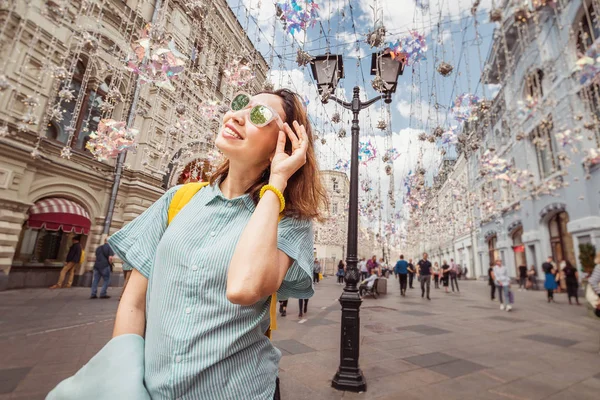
top-left (260, 184), bottom-right (285, 214)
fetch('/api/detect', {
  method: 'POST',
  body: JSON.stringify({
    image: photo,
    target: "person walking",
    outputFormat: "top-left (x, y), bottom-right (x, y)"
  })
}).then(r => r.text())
top-left (492, 259), bottom-right (512, 311)
top-left (380, 257), bottom-right (389, 278)
top-left (360, 257), bottom-right (369, 280)
top-left (313, 258), bottom-right (321, 284)
top-left (417, 253), bottom-right (432, 300)
top-left (543, 256), bottom-right (558, 302)
top-left (432, 262), bottom-right (441, 289)
top-left (449, 259), bottom-right (460, 292)
top-left (441, 261), bottom-right (451, 294)
top-left (336, 260), bottom-right (345, 284)
top-left (527, 265), bottom-right (539, 290)
top-left (50, 235), bottom-right (83, 289)
top-left (488, 263), bottom-right (496, 300)
top-left (366, 256), bottom-right (378, 276)
top-left (588, 252), bottom-right (600, 317)
top-left (90, 238), bottom-right (114, 299)
top-left (394, 255), bottom-right (409, 296)
top-left (407, 258), bottom-right (416, 289)
top-left (298, 298), bottom-right (309, 318)
top-left (119, 262), bottom-right (133, 300)
top-left (517, 264), bottom-right (528, 291)
top-left (279, 300), bottom-right (288, 317)
top-left (561, 260), bottom-right (580, 305)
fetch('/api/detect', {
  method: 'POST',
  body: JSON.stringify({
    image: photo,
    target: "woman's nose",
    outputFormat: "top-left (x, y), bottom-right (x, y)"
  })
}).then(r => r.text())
top-left (223, 110), bottom-right (246, 125)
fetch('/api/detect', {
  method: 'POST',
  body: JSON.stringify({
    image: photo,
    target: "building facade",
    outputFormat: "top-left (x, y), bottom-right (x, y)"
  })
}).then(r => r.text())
top-left (0, 0), bottom-right (267, 290)
top-left (415, 0), bottom-right (600, 280)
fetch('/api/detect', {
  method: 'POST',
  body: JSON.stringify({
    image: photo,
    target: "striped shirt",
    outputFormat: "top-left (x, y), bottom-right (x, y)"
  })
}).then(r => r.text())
top-left (589, 265), bottom-right (600, 295)
top-left (108, 182), bottom-right (314, 399)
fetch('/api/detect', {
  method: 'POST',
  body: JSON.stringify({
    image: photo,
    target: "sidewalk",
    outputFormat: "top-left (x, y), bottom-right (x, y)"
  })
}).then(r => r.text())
top-left (0, 277), bottom-right (598, 399)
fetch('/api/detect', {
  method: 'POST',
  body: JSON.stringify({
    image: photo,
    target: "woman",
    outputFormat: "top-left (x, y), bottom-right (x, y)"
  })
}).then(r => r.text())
top-left (561, 260), bottom-right (579, 305)
top-left (336, 260), bottom-right (345, 284)
top-left (108, 89), bottom-right (327, 399)
top-left (298, 298), bottom-right (309, 318)
top-left (379, 257), bottom-right (388, 277)
top-left (588, 252), bottom-right (600, 317)
top-left (432, 262), bottom-right (441, 289)
top-left (544, 262), bottom-right (558, 302)
top-left (441, 261), bottom-right (450, 293)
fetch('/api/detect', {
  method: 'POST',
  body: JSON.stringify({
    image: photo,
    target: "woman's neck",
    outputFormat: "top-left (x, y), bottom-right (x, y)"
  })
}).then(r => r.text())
top-left (219, 161), bottom-right (265, 199)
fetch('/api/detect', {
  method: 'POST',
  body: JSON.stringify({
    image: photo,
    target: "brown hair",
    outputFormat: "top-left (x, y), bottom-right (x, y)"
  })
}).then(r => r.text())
top-left (209, 88), bottom-right (328, 221)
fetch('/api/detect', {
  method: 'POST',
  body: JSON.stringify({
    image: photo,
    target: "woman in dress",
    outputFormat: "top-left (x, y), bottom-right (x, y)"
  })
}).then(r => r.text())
top-left (109, 89), bottom-right (327, 399)
top-left (441, 261), bottom-right (450, 293)
top-left (336, 259), bottom-right (345, 284)
top-left (561, 260), bottom-right (580, 305)
top-left (544, 262), bottom-right (558, 302)
top-left (432, 262), bottom-right (441, 289)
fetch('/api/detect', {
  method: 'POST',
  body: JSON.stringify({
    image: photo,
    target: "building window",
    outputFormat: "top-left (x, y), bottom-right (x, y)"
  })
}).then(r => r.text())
top-left (45, 60), bottom-right (108, 151)
top-left (524, 69), bottom-right (544, 100)
top-left (488, 235), bottom-right (498, 265)
top-left (512, 227), bottom-right (527, 275)
top-left (332, 203), bottom-right (338, 214)
top-left (579, 83), bottom-right (600, 145)
top-left (576, 1), bottom-right (600, 54)
top-left (216, 68), bottom-right (224, 95)
top-left (531, 117), bottom-right (557, 179)
top-left (548, 211), bottom-right (575, 265)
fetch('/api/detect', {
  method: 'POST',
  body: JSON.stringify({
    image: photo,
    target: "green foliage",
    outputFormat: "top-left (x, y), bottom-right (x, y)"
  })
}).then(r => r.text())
top-left (579, 243), bottom-right (596, 273)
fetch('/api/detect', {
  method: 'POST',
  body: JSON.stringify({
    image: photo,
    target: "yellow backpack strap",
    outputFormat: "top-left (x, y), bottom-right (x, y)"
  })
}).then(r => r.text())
top-left (167, 182), bottom-right (209, 225)
top-left (265, 292), bottom-right (277, 339)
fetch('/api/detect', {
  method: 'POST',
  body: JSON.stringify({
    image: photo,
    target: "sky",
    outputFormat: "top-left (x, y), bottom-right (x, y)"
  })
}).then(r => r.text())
top-left (226, 0), bottom-right (499, 236)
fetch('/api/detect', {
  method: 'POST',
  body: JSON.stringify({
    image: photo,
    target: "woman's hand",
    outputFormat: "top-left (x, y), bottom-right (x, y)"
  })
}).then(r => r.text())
top-left (269, 121), bottom-right (308, 191)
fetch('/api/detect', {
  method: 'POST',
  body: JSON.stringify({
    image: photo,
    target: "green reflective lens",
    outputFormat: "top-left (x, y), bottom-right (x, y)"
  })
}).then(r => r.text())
top-left (250, 105), bottom-right (273, 126)
top-left (231, 93), bottom-right (250, 111)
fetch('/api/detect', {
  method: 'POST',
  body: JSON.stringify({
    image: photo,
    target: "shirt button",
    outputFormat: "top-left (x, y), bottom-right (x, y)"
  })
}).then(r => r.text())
top-left (191, 265), bottom-right (198, 271)
top-left (210, 231), bottom-right (216, 237)
top-left (185, 307), bottom-right (191, 314)
top-left (175, 356), bottom-right (182, 363)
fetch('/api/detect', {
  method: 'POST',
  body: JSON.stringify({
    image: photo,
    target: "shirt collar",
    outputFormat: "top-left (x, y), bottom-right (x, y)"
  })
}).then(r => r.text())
top-left (203, 178), bottom-right (256, 212)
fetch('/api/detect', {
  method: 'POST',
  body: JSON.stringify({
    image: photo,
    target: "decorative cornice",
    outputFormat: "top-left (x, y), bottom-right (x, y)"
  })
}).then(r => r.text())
top-left (539, 202), bottom-right (566, 221)
top-left (0, 198), bottom-right (32, 213)
top-left (507, 220), bottom-right (522, 234)
top-left (484, 230), bottom-right (497, 241)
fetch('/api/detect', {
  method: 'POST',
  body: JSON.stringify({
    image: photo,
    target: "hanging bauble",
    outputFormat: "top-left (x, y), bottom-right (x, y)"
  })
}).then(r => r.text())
top-left (451, 93), bottom-right (480, 122)
top-left (385, 164), bottom-right (392, 175)
top-left (433, 126), bottom-right (444, 137)
top-left (436, 62), bottom-right (453, 77)
top-left (387, 31), bottom-right (427, 65)
top-left (263, 80), bottom-right (275, 91)
top-left (338, 128), bottom-right (346, 138)
top-left (185, 0), bottom-right (209, 21)
top-left (320, 138), bottom-right (326, 144)
top-left (382, 154), bottom-right (390, 163)
top-left (366, 26), bottom-right (387, 48)
top-left (320, 86), bottom-right (332, 103)
top-left (175, 103), bottom-right (187, 115)
top-left (418, 132), bottom-right (427, 141)
top-left (58, 88), bottom-right (75, 102)
top-left (85, 119), bottom-right (139, 161)
top-left (60, 146), bottom-right (72, 159)
top-left (514, 6), bottom-right (531, 24)
top-left (53, 67), bottom-right (69, 80)
top-left (376, 119), bottom-right (387, 130)
top-left (275, 0), bottom-right (319, 35)
top-left (223, 57), bottom-right (255, 87)
top-left (516, 133), bottom-right (524, 141)
top-left (427, 135), bottom-right (435, 143)
top-left (331, 112), bottom-right (341, 124)
top-left (296, 49), bottom-right (313, 67)
top-left (371, 75), bottom-right (386, 92)
top-left (584, 121), bottom-right (597, 130)
top-left (489, 8), bottom-right (503, 22)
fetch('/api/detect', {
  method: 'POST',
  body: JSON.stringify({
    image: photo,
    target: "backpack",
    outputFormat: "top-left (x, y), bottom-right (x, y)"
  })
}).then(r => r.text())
top-left (167, 182), bottom-right (277, 339)
top-left (79, 248), bottom-right (86, 265)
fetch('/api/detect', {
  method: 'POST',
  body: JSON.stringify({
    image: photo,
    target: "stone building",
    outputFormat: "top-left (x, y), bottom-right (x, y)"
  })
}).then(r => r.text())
top-left (415, 0), bottom-right (600, 279)
top-left (0, 0), bottom-right (267, 290)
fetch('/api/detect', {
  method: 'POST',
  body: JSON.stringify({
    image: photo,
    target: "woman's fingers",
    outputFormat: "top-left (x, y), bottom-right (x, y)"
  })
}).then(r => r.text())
top-left (284, 122), bottom-right (300, 148)
top-left (275, 130), bottom-right (286, 154)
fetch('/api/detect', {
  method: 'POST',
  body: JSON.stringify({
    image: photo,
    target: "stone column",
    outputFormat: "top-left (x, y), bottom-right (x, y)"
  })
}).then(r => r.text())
top-left (0, 199), bottom-right (31, 291)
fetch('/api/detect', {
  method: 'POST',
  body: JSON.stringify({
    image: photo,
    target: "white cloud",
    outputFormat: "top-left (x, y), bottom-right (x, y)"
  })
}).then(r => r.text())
top-left (396, 99), bottom-right (440, 126)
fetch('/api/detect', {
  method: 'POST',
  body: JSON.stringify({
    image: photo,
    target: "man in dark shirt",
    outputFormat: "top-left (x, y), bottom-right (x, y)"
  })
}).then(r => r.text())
top-left (394, 255), bottom-right (409, 296)
top-left (50, 235), bottom-right (82, 289)
top-left (417, 253), bottom-right (432, 300)
top-left (488, 264), bottom-right (496, 300)
top-left (407, 258), bottom-right (415, 289)
top-left (518, 265), bottom-right (528, 290)
top-left (90, 238), bottom-right (115, 299)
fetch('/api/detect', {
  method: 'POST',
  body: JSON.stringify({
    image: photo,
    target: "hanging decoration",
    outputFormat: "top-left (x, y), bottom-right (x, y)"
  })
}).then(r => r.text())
top-left (388, 31), bottom-right (427, 65)
top-left (296, 49), bottom-right (313, 67)
top-left (574, 39), bottom-right (600, 85)
top-left (451, 93), bottom-right (480, 122)
top-left (275, 0), bottom-right (320, 35)
top-left (85, 119), bottom-right (138, 161)
top-left (418, 132), bottom-right (427, 141)
top-left (358, 140), bottom-right (377, 164)
top-left (334, 158), bottom-right (350, 172)
top-left (199, 101), bottom-right (223, 120)
top-left (436, 61), bottom-right (453, 77)
top-left (583, 148), bottom-right (600, 178)
top-left (338, 127), bottom-right (346, 138)
top-left (223, 57), bottom-right (255, 87)
top-left (555, 129), bottom-right (583, 152)
top-left (371, 75), bottom-right (387, 92)
top-left (376, 118), bottom-right (387, 130)
top-left (331, 112), bottom-right (341, 123)
top-left (366, 26), bottom-right (387, 48)
top-left (126, 23), bottom-right (186, 91)
top-left (263, 80), bottom-right (275, 91)
top-left (517, 95), bottom-right (539, 120)
top-left (382, 148), bottom-right (400, 163)
top-left (185, 0), bottom-right (210, 21)
top-left (441, 126), bottom-right (458, 145)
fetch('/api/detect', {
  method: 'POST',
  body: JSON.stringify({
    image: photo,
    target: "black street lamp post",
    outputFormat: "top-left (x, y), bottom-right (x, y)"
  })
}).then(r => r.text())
top-left (310, 51), bottom-right (404, 393)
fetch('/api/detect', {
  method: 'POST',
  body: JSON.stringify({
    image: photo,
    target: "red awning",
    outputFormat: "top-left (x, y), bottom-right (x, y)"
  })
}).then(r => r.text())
top-left (27, 198), bottom-right (91, 235)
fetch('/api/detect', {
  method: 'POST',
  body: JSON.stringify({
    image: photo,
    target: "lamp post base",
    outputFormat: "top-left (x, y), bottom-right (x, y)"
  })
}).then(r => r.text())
top-left (332, 368), bottom-right (367, 392)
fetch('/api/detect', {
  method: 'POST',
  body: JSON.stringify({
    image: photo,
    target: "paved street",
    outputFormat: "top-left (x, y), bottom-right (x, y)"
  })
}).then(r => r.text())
top-left (0, 277), bottom-right (598, 400)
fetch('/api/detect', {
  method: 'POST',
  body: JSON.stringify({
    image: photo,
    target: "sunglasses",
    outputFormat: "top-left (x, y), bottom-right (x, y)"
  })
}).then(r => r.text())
top-left (231, 92), bottom-right (283, 129)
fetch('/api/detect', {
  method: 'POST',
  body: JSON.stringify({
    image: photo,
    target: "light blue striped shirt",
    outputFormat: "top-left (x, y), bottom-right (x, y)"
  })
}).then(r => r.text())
top-left (108, 182), bottom-right (314, 399)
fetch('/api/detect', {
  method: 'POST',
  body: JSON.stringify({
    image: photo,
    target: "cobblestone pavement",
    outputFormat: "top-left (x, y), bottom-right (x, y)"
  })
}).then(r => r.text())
top-left (0, 277), bottom-right (598, 399)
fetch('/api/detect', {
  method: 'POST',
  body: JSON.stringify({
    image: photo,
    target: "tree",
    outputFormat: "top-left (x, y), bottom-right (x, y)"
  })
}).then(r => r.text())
top-left (579, 243), bottom-right (596, 274)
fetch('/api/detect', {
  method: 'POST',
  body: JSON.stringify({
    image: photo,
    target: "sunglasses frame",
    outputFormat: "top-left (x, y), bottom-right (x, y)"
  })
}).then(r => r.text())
top-left (230, 92), bottom-right (283, 129)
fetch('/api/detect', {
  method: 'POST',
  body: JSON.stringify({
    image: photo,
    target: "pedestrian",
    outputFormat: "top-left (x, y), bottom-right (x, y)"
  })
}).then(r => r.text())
top-left (313, 258), bottom-right (321, 284)
top-left (561, 260), bottom-right (580, 305)
top-left (441, 260), bottom-right (450, 293)
top-left (518, 264), bottom-right (528, 291)
top-left (366, 255), bottom-right (378, 276)
top-left (407, 258), bottom-right (416, 289)
top-left (492, 259), bottom-right (512, 311)
top-left (488, 263), bottom-right (496, 300)
top-left (394, 255), bottom-right (409, 296)
top-left (558, 261), bottom-right (567, 293)
top-left (50, 235), bottom-right (83, 289)
top-left (380, 257), bottom-right (389, 278)
top-left (463, 265), bottom-right (468, 279)
top-left (543, 256), bottom-right (558, 302)
top-left (432, 262), bottom-right (440, 289)
top-left (279, 300), bottom-right (288, 317)
top-left (104, 89), bottom-right (326, 399)
top-left (359, 269), bottom-right (378, 298)
top-left (417, 253), bottom-right (432, 300)
top-left (449, 259), bottom-right (460, 292)
top-left (298, 298), bottom-right (309, 318)
top-left (457, 263), bottom-right (463, 280)
top-left (587, 252), bottom-right (600, 317)
top-left (336, 259), bottom-right (345, 284)
top-left (90, 238), bottom-right (114, 299)
top-left (527, 265), bottom-right (538, 290)
top-left (119, 262), bottom-right (133, 300)
top-left (360, 257), bottom-right (369, 280)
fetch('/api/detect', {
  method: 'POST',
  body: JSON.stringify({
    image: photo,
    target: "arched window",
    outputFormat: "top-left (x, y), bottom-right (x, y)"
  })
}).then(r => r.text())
top-left (524, 69), bottom-right (544, 100)
top-left (488, 235), bottom-right (498, 265)
top-left (576, 1), bottom-right (600, 54)
top-left (512, 227), bottom-right (526, 275)
top-left (548, 211), bottom-right (575, 265)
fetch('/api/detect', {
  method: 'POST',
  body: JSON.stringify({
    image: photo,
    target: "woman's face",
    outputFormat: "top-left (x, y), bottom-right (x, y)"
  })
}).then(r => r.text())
top-left (215, 93), bottom-right (286, 167)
